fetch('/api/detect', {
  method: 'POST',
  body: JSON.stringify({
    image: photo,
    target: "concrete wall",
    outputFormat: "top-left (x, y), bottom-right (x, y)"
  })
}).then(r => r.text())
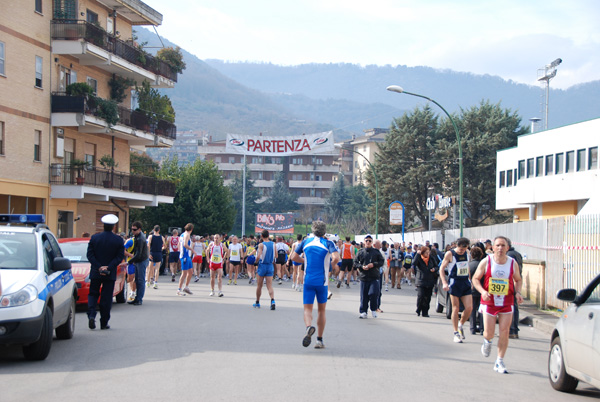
top-left (522, 260), bottom-right (546, 308)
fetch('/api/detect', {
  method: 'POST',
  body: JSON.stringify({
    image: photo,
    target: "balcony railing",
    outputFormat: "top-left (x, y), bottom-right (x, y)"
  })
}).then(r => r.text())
top-left (50, 165), bottom-right (176, 197)
top-left (51, 93), bottom-right (177, 140)
top-left (51, 20), bottom-right (178, 82)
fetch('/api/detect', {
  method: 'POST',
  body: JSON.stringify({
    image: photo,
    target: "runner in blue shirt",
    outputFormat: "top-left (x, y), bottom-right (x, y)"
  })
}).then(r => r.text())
top-left (254, 229), bottom-right (277, 310)
top-left (291, 221), bottom-right (340, 349)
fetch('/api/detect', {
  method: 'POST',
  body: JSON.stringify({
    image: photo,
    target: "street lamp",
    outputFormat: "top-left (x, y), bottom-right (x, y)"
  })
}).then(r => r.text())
top-left (537, 58), bottom-right (562, 130)
top-left (335, 144), bottom-right (379, 237)
top-left (386, 85), bottom-right (463, 236)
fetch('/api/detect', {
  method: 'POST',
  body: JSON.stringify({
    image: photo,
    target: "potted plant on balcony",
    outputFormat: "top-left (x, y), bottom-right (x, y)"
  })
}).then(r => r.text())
top-left (156, 46), bottom-right (187, 74)
top-left (98, 154), bottom-right (118, 188)
top-left (108, 75), bottom-right (135, 103)
top-left (70, 159), bottom-right (90, 185)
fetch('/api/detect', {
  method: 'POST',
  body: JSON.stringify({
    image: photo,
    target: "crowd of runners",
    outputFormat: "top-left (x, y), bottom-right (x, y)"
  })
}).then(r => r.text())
top-left (120, 222), bottom-right (524, 374)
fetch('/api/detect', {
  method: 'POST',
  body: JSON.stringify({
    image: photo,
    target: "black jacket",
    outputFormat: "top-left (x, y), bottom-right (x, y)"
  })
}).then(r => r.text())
top-left (414, 253), bottom-right (439, 287)
top-left (87, 230), bottom-right (125, 281)
top-left (354, 247), bottom-right (385, 281)
top-left (507, 247), bottom-right (523, 274)
top-left (130, 231), bottom-right (149, 263)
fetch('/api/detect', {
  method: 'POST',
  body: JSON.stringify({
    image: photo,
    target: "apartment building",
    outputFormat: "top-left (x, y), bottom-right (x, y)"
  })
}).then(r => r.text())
top-left (198, 139), bottom-right (339, 211)
top-left (496, 118), bottom-right (599, 220)
top-left (346, 128), bottom-right (388, 185)
top-left (0, 0), bottom-right (178, 236)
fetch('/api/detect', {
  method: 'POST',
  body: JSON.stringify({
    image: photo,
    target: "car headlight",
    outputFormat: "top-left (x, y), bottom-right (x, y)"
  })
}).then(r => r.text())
top-left (0, 285), bottom-right (39, 308)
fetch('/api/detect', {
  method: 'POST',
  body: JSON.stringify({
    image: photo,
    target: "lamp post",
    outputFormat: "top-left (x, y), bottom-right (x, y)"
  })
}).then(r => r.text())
top-left (386, 85), bottom-right (463, 236)
top-left (335, 144), bottom-right (379, 237)
top-left (537, 58), bottom-right (562, 130)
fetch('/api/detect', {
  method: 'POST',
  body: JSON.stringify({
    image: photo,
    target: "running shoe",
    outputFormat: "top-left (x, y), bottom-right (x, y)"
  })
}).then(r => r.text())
top-left (194, 276), bottom-right (200, 282)
top-left (336, 280), bottom-right (341, 289)
top-left (302, 326), bottom-right (316, 347)
top-left (234, 281), bottom-right (237, 285)
top-left (372, 311), bottom-right (378, 318)
top-left (408, 281), bottom-right (412, 286)
top-left (327, 291), bottom-right (333, 300)
top-left (292, 283), bottom-right (296, 289)
top-left (171, 274), bottom-right (175, 282)
top-left (385, 284), bottom-right (389, 291)
top-left (153, 283), bottom-right (158, 289)
top-left (146, 281), bottom-right (150, 288)
top-left (453, 332), bottom-right (463, 343)
top-left (278, 279), bottom-right (283, 285)
top-left (314, 340), bottom-right (325, 349)
top-left (253, 302), bottom-right (261, 308)
top-left (209, 290), bottom-right (215, 296)
top-left (458, 323), bottom-right (466, 340)
top-left (270, 300), bottom-right (276, 310)
top-left (494, 359), bottom-right (508, 374)
top-left (346, 283), bottom-right (350, 289)
top-left (177, 290), bottom-right (186, 296)
top-left (482, 339), bottom-right (492, 357)
top-left (183, 287), bottom-right (193, 295)
top-left (228, 279), bottom-right (232, 285)
top-left (359, 312), bottom-right (368, 319)
top-left (218, 291), bottom-right (224, 297)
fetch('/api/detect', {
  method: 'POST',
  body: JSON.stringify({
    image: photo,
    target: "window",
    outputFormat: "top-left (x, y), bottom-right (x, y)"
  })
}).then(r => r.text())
top-left (34, 130), bottom-right (41, 161)
top-left (518, 160), bottom-right (525, 179)
top-left (84, 142), bottom-right (95, 169)
top-left (0, 121), bottom-right (4, 155)
top-left (214, 156), bottom-right (221, 163)
top-left (545, 155), bottom-right (553, 176)
top-left (0, 41), bottom-right (5, 76)
top-left (86, 9), bottom-right (99, 24)
top-left (576, 149), bottom-right (586, 172)
top-left (292, 158), bottom-right (303, 165)
top-left (58, 66), bottom-right (76, 92)
top-left (513, 169), bottom-right (517, 185)
top-left (499, 171), bottom-right (506, 188)
top-left (354, 161), bottom-right (358, 168)
top-left (590, 147), bottom-right (598, 170)
top-left (35, 0), bottom-right (42, 13)
top-left (86, 77), bottom-right (97, 94)
top-left (535, 156), bottom-right (543, 177)
top-left (251, 156), bottom-right (262, 164)
top-left (507, 170), bottom-right (513, 187)
top-left (526, 158), bottom-right (534, 178)
top-left (555, 153), bottom-right (564, 174)
top-left (565, 151), bottom-right (574, 173)
top-left (35, 56), bottom-right (42, 88)
top-left (53, 0), bottom-right (77, 20)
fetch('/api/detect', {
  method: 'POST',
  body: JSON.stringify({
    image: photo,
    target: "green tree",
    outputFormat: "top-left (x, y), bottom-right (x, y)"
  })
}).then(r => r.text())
top-left (261, 171), bottom-right (299, 212)
top-left (228, 166), bottom-right (261, 235)
top-left (130, 151), bottom-right (159, 176)
top-left (156, 46), bottom-right (187, 74)
top-left (439, 100), bottom-right (527, 226)
top-left (136, 80), bottom-right (176, 124)
top-left (130, 157), bottom-right (235, 234)
top-left (345, 184), bottom-right (370, 218)
top-left (325, 173), bottom-right (348, 221)
top-left (374, 105), bottom-right (444, 231)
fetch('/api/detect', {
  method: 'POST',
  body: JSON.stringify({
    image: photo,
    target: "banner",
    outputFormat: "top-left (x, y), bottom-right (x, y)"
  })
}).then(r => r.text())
top-left (255, 213), bottom-right (295, 234)
top-left (389, 201), bottom-right (404, 225)
top-left (226, 131), bottom-right (334, 156)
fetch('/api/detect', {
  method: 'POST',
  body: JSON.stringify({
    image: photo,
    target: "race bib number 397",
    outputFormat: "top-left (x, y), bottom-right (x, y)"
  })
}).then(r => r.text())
top-left (489, 278), bottom-right (509, 296)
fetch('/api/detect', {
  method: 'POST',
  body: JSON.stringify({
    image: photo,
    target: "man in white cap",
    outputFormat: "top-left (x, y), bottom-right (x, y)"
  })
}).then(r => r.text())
top-left (86, 214), bottom-right (124, 330)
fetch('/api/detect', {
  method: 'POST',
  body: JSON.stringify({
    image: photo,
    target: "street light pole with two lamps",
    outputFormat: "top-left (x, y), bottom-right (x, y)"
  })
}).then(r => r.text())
top-left (386, 85), bottom-right (463, 236)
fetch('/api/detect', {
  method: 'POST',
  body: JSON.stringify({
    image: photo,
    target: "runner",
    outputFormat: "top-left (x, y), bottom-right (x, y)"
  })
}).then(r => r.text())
top-left (439, 237), bottom-right (473, 343)
top-left (227, 236), bottom-right (244, 285)
top-left (192, 235), bottom-right (204, 282)
top-left (246, 240), bottom-right (257, 284)
top-left (400, 245), bottom-right (414, 287)
top-left (146, 225), bottom-right (164, 289)
top-left (275, 236), bottom-right (290, 284)
top-left (177, 223), bottom-right (194, 296)
top-left (338, 236), bottom-right (355, 289)
top-left (254, 230), bottom-right (276, 310)
top-left (290, 234), bottom-right (304, 290)
top-left (207, 234), bottom-right (225, 297)
top-left (167, 229), bottom-right (180, 282)
top-left (291, 221), bottom-right (340, 349)
top-left (472, 236), bottom-right (523, 374)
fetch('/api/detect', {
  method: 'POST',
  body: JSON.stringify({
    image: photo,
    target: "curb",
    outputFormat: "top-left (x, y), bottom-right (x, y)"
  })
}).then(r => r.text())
top-left (521, 314), bottom-right (558, 336)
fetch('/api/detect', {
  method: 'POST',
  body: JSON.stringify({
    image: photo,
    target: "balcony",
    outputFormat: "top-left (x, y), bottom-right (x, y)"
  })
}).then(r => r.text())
top-left (51, 20), bottom-right (177, 87)
top-left (289, 164), bottom-right (339, 173)
top-left (288, 180), bottom-right (334, 189)
top-left (51, 93), bottom-right (176, 147)
top-left (49, 165), bottom-right (175, 208)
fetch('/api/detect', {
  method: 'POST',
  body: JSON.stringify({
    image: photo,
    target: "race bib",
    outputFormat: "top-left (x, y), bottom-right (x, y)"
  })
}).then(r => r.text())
top-left (211, 254), bottom-right (222, 263)
top-left (489, 277), bottom-right (509, 296)
top-left (231, 250), bottom-right (238, 256)
top-left (456, 261), bottom-right (469, 276)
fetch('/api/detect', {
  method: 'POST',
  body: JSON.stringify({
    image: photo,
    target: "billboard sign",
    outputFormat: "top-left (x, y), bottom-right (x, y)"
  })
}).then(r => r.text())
top-left (226, 131), bottom-right (334, 156)
top-left (255, 213), bottom-right (295, 234)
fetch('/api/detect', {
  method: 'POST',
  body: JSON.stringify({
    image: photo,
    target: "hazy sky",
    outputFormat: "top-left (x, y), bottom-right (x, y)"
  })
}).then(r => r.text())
top-left (144, 0), bottom-right (600, 89)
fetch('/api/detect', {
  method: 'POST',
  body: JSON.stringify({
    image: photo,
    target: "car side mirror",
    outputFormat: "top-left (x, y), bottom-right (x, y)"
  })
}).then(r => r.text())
top-left (53, 256), bottom-right (72, 271)
top-left (556, 288), bottom-right (577, 302)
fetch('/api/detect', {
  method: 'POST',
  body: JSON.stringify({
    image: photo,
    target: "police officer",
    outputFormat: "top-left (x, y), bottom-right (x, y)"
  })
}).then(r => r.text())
top-left (87, 214), bottom-right (125, 330)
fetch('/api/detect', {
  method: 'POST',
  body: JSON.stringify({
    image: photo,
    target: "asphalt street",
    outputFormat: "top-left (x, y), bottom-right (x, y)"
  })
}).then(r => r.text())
top-left (1, 276), bottom-right (599, 402)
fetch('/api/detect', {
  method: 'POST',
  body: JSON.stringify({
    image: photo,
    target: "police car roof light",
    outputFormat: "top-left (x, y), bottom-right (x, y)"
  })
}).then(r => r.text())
top-left (0, 214), bottom-right (46, 225)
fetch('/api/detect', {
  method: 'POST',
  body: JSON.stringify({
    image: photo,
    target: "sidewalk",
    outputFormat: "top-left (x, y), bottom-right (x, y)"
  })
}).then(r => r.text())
top-left (519, 298), bottom-right (559, 336)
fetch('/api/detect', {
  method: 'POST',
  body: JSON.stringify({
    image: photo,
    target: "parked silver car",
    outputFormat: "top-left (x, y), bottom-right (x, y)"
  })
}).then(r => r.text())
top-left (548, 273), bottom-right (600, 392)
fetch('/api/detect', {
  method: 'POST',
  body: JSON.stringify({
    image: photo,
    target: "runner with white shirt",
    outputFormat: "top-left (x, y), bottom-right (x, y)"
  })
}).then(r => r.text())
top-left (227, 236), bottom-right (244, 285)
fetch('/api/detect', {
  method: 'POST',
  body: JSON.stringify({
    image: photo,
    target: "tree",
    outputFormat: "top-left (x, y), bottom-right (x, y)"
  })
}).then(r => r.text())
top-left (439, 100), bottom-right (527, 226)
top-left (374, 105), bottom-right (445, 231)
top-left (228, 166), bottom-right (261, 235)
top-left (130, 151), bottom-right (159, 176)
top-left (325, 173), bottom-right (347, 221)
top-left (261, 171), bottom-right (299, 212)
top-left (136, 80), bottom-right (176, 124)
top-left (130, 157), bottom-right (235, 234)
top-left (156, 46), bottom-right (187, 74)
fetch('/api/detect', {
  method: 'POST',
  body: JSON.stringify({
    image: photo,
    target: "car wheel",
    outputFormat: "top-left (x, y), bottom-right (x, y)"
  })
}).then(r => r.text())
top-left (56, 296), bottom-right (76, 340)
top-left (548, 336), bottom-right (579, 392)
top-left (115, 281), bottom-right (126, 304)
top-left (23, 307), bottom-right (53, 361)
top-left (436, 293), bottom-right (444, 313)
top-left (446, 293), bottom-right (452, 319)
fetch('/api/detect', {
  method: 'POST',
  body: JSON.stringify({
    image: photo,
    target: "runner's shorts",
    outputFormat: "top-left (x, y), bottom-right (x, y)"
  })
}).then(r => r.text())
top-left (303, 284), bottom-right (328, 305)
top-left (181, 256), bottom-right (193, 271)
top-left (209, 262), bottom-right (223, 271)
top-left (257, 263), bottom-right (274, 277)
top-left (192, 255), bottom-right (202, 264)
top-left (246, 255), bottom-right (256, 265)
top-left (151, 252), bottom-right (163, 263)
top-left (276, 253), bottom-right (286, 265)
top-left (341, 259), bottom-right (353, 271)
top-left (169, 252), bottom-right (179, 263)
top-left (449, 278), bottom-right (473, 297)
top-left (230, 260), bottom-right (241, 266)
top-left (479, 304), bottom-right (514, 316)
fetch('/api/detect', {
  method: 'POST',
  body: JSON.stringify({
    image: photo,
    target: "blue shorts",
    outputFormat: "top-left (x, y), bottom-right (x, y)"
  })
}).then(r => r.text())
top-left (303, 284), bottom-right (328, 305)
top-left (181, 256), bottom-right (193, 271)
top-left (246, 255), bottom-right (256, 265)
top-left (127, 263), bottom-right (135, 275)
top-left (449, 278), bottom-right (472, 297)
top-left (257, 263), bottom-right (274, 277)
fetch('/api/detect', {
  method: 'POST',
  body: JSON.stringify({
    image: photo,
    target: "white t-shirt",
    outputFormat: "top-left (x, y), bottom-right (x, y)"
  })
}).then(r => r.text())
top-left (229, 243), bottom-right (243, 262)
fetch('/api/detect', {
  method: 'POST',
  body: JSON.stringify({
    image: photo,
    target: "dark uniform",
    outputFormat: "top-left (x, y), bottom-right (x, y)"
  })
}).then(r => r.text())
top-left (87, 228), bottom-right (125, 329)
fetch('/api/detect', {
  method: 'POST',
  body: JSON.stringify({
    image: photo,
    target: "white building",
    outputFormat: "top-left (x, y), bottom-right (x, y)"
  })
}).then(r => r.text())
top-left (496, 118), bottom-right (599, 220)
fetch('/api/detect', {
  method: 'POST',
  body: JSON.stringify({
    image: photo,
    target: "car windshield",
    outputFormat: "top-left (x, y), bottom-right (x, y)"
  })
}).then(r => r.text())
top-left (60, 242), bottom-right (89, 263)
top-left (0, 232), bottom-right (37, 269)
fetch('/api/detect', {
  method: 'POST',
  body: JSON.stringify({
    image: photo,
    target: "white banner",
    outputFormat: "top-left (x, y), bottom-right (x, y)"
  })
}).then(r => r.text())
top-left (225, 131), bottom-right (334, 156)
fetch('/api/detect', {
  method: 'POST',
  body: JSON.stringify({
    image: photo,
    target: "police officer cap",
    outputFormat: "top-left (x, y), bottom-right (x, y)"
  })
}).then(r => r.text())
top-left (101, 214), bottom-right (119, 225)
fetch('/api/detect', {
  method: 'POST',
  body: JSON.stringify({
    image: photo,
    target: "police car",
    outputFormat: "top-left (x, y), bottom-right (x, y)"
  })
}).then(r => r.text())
top-left (0, 214), bottom-right (77, 360)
